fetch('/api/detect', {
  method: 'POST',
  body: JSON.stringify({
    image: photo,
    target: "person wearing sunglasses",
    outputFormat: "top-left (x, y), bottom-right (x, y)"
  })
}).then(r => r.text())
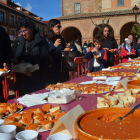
top-left (121, 39), bottom-right (136, 63)
top-left (12, 17), bottom-right (50, 95)
top-left (45, 19), bottom-right (69, 84)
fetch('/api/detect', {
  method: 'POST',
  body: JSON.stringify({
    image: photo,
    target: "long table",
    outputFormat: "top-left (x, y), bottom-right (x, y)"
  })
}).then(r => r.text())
top-left (7, 69), bottom-right (140, 140)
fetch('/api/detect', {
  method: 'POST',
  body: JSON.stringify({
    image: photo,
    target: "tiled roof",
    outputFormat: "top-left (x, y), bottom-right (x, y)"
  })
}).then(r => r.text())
top-left (57, 9), bottom-right (140, 20)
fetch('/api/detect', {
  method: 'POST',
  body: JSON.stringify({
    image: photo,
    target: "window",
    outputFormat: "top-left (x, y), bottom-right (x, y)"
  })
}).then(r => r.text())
top-left (118, 0), bottom-right (124, 7)
top-left (17, 17), bottom-right (20, 21)
top-left (0, 11), bottom-right (4, 23)
top-left (74, 3), bottom-right (80, 14)
top-left (10, 15), bottom-right (14, 25)
top-left (10, 29), bottom-right (15, 36)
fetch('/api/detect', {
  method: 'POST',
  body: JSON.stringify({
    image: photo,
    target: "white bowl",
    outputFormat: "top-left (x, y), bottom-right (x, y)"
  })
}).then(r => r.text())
top-left (47, 133), bottom-right (71, 140)
top-left (15, 130), bottom-right (38, 140)
top-left (0, 119), bottom-right (4, 126)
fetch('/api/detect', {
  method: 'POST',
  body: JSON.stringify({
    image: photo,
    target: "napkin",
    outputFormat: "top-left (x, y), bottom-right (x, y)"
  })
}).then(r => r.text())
top-left (106, 76), bottom-right (121, 82)
top-left (79, 80), bottom-right (97, 85)
top-left (17, 92), bottom-right (49, 107)
top-left (93, 76), bottom-right (107, 80)
top-left (104, 81), bottom-right (119, 86)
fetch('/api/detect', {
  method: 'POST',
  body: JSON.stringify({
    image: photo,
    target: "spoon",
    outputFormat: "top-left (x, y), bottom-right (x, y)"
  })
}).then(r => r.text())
top-left (113, 104), bottom-right (140, 122)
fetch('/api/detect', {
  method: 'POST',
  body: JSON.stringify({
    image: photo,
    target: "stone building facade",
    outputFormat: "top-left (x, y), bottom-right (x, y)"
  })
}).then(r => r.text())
top-left (0, 0), bottom-right (47, 40)
top-left (59, 0), bottom-right (140, 45)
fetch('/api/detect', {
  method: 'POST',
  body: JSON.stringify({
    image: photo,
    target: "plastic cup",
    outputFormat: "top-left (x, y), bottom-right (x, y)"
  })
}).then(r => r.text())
top-left (0, 125), bottom-right (16, 140)
top-left (47, 133), bottom-right (71, 140)
top-left (0, 125), bottom-right (16, 137)
top-left (0, 133), bottom-right (15, 140)
top-left (15, 130), bottom-right (38, 140)
top-left (0, 119), bottom-right (4, 126)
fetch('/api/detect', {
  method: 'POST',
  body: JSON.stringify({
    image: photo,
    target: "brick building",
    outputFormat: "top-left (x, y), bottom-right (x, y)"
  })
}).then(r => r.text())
top-left (0, 0), bottom-right (47, 41)
top-left (58, 0), bottom-right (140, 45)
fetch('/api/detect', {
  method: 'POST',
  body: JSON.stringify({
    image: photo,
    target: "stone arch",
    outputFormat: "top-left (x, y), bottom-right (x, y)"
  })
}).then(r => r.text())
top-left (61, 22), bottom-right (85, 37)
top-left (61, 26), bottom-right (82, 45)
top-left (120, 22), bottom-right (136, 44)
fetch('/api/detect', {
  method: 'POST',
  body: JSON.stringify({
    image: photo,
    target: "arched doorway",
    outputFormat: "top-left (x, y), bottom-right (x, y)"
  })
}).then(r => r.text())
top-left (61, 27), bottom-right (82, 45)
top-left (93, 24), bottom-right (114, 41)
top-left (120, 22), bottom-right (135, 44)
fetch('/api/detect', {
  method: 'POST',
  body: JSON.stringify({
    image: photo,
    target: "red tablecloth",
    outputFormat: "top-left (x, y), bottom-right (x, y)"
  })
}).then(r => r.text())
top-left (7, 69), bottom-right (140, 140)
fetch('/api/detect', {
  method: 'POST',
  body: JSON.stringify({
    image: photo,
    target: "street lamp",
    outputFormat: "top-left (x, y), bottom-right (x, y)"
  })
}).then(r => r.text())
top-left (132, 5), bottom-right (139, 42)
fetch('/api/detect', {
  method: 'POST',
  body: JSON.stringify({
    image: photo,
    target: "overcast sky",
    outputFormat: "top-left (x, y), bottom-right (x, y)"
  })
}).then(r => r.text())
top-left (15, 0), bottom-right (61, 21)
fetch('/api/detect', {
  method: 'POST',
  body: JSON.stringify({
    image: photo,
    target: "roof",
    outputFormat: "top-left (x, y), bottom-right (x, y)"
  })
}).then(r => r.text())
top-left (43, 20), bottom-right (49, 24)
top-left (0, 2), bottom-right (46, 25)
top-left (57, 9), bottom-right (140, 20)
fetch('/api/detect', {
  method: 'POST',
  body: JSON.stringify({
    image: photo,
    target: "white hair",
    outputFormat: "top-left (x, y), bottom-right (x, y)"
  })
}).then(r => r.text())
top-left (126, 39), bottom-right (131, 44)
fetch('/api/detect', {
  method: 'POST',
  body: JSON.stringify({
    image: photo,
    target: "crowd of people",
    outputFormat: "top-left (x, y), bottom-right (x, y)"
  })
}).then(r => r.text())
top-left (0, 17), bottom-right (138, 103)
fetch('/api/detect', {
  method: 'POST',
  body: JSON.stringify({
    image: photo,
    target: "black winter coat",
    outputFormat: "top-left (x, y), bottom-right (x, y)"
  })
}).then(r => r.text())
top-left (102, 38), bottom-right (118, 63)
top-left (0, 26), bottom-right (13, 69)
top-left (13, 30), bottom-right (49, 73)
top-left (69, 45), bottom-right (82, 58)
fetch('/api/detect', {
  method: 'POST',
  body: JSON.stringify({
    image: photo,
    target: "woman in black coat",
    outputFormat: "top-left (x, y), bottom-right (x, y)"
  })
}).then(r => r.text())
top-left (45, 19), bottom-right (69, 84)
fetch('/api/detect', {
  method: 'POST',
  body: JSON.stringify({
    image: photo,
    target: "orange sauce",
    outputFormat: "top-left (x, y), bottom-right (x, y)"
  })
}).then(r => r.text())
top-left (80, 110), bottom-right (140, 139)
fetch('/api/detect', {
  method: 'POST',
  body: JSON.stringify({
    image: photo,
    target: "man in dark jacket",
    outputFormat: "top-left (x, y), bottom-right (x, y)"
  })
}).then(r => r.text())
top-left (97, 24), bottom-right (118, 67)
top-left (13, 17), bottom-right (50, 95)
top-left (0, 26), bottom-right (13, 102)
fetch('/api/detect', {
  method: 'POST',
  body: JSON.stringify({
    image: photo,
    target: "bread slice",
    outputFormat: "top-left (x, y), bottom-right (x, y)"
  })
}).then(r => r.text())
top-left (131, 89), bottom-right (140, 95)
top-left (117, 93), bottom-right (125, 96)
top-left (124, 90), bottom-right (132, 96)
top-left (123, 100), bottom-right (130, 107)
top-left (97, 101), bottom-right (109, 108)
top-left (126, 95), bottom-right (136, 104)
top-left (113, 101), bottom-right (124, 107)
top-left (118, 95), bottom-right (128, 104)
top-left (113, 94), bottom-right (119, 99)
top-left (103, 95), bottom-right (118, 105)
top-left (132, 76), bottom-right (139, 80)
top-left (136, 73), bottom-right (140, 78)
top-left (97, 97), bottom-right (105, 102)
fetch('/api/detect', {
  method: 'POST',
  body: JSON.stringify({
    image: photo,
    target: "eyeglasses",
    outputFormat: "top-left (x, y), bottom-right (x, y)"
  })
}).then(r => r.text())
top-left (19, 29), bottom-right (28, 34)
top-left (127, 43), bottom-right (131, 45)
top-left (55, 25), bottom-right (62, 29)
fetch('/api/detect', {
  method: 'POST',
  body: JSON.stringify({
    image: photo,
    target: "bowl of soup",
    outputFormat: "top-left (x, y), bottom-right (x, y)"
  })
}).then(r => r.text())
top-left (75, 107), bottom-right (140, 140)
top-left (127, 80), bottom-right (140, 89)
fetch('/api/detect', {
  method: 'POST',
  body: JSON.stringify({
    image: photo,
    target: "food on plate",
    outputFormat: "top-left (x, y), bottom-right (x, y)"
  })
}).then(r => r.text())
top-left (97, 89), bottom-right (138, 108)
top-left (11, 113), bottom-right (22, 121)
top-left (44, 114), bottom-right (54, 120)
top-left (49, 105), bottom-right (61, 113)
top-left (34, 116), bottom-right (44, 124)
top-left (8, 106), bottom-right (18, 113)
top-left (16, 105), bottom-right (23, 110)
top-left (25, 123), bottom-right (40, 131)
top-left (4, 117), bottom-right (15, 125)
top-left (42, 104), bottom-right (51, 113)
top-left (0, 69), bottom-right (6, 72)
top-left (41, 120), bottom-right (53, 130)
top-left (33, 113), bottom-right (44, 119)
top-left (3, 104), bottom-right (65, 132)
top-left (55, 111), bottom-right (66, 119)
top-left (20, 117), bottom-right (33, 125)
